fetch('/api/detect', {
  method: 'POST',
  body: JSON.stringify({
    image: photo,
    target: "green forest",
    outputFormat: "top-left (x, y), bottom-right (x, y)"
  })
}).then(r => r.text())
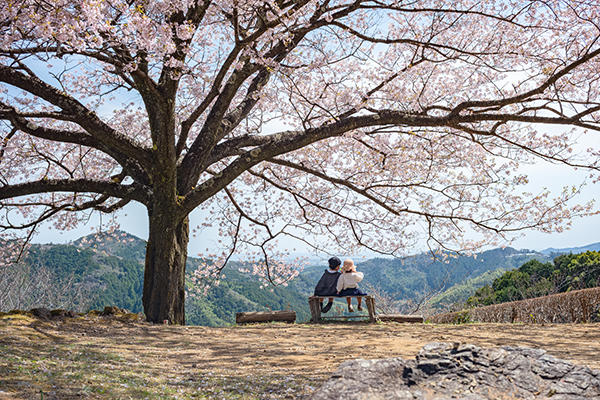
top-left (4, 230), bottom-right (599, 325)
top-left (428, 269), bottom-right (506, 311)
top-left (467, 251), bottom-right (600, 306)
top-left (298, 247), bottom-right (546, 305)
top-left (23, 244), bottom-right (145, 313)
top-left (10, 234), bottom-right (314, 325)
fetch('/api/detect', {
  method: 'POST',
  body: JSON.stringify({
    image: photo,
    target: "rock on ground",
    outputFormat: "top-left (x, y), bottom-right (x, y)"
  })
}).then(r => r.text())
top-left (310, 342), bottom-right (600, 400)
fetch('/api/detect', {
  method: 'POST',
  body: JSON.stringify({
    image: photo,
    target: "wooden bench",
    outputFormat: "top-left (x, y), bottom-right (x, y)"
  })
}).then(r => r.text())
top-left (309, 295), bottom-right (377, 323)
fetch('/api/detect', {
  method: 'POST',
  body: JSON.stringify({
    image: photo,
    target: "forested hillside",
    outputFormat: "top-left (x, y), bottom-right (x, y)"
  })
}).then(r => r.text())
top-left (1, 230), bottom-right (565, 324)
top-left (1, 231), bottom-right (312, 325)
top-left (1, 243), bottom-right (144, 314)
top-left (429, 269), bottom-right (506, 311)
top-left (185, 268), bottom-right (314, 325)
top-left (297, 248), bottom-right (547, 310)
top-left (467, 251), bottom-right (600, 306)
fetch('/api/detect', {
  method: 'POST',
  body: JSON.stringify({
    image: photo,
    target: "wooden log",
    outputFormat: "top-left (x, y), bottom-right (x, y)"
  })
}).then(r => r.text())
top-left (235, 310), bottom-right (296, 324)
top-left (378, 314), bottom-right (423, 323)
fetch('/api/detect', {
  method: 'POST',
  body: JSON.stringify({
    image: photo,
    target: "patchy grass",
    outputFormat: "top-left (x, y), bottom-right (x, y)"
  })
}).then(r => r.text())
top-left (1, 315), bottom-right (600, 399)
top-left (0, 317), bottom-right (319, 399)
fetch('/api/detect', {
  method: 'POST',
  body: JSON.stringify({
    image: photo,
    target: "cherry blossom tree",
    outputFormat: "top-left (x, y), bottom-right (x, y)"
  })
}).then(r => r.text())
top-left (1, 0), bottom-right (599, 324)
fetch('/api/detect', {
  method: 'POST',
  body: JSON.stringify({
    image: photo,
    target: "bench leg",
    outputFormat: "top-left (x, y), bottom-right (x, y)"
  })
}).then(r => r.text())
top-left (309, 298), bottom-right (322, 323)
top-left (366, 296), bottom-right (376, 322)
top-left (315, 299), bottom-right (322, 322)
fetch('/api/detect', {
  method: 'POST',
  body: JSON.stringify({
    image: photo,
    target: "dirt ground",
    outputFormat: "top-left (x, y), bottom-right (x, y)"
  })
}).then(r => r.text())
top-left (1, 314), bottom-right (600, 399)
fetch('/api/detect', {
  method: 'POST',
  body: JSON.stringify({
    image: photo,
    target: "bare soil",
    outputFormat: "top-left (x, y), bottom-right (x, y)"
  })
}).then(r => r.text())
top-left (1, 314), bottom-right (599, 399)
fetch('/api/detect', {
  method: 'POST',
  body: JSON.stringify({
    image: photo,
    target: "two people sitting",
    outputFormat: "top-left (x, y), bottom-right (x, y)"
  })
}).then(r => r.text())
top-left (313, 256), bottom-right (366, 313)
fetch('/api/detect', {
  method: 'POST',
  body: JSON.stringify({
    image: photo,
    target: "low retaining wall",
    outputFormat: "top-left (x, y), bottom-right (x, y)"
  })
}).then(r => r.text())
top-left (430, 286), bottom-right (600, 324)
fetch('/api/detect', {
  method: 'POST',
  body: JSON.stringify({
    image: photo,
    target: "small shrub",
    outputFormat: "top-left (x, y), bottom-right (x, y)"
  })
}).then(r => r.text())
top-left (452, 310), bottom-right (471, 324)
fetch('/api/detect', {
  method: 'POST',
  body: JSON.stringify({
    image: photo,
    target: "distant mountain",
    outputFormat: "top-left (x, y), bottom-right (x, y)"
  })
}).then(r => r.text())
top-left (15, 239), bottom-right (145, 313)
top-left (4, 229), bottom-right (576, 325)
top-left (295, 247), bottom-right (549, 310)
top-left (72, 230), bottom-right (147, 262)
top-left (72, 230), bottom-right (204, 273)
top-left (0, 230), bottom-right (311, 325)
top-left (72, 231), bottom-right (313, 325)
top-left (540, 242), bottom-right (600, 255)
top-left (426, 245), bottom-right (600, 311)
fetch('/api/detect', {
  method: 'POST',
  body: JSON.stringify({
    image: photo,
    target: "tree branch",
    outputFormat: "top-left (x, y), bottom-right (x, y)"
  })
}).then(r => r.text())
top-left (0, 65), bottom-right (152, 168)
top-left (0, 178), bottom-right (147, 204)
top-left (0, 102), bottom-right (152, 185)
top-left (449, 47), bottom-right (600, 116)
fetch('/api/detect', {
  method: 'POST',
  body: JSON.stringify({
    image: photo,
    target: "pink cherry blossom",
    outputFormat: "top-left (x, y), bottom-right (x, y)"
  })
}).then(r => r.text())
top-left (0, 0), bottom-right (598, 323)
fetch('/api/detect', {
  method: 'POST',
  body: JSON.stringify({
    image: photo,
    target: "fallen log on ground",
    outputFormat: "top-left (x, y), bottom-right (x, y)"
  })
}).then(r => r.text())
top-left (378, 314), bottom-right (424, 323)
top-left (235, 310), bottom-right (296, 324)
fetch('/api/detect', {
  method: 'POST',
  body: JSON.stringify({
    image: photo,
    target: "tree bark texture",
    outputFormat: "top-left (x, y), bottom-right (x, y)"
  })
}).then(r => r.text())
top-left (143, 210), bottom-right (189, 325)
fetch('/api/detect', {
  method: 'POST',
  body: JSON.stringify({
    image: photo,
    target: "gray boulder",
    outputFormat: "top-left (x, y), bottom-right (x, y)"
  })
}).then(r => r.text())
top-left (311, 342), bottom-right (600, 399)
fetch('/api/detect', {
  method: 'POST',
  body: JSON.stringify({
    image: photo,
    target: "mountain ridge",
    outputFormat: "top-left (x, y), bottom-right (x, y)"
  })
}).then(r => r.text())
top-left (540, 242), bottom-right (600, 255)
top-left (69, 229), bottom-right (599, 263)
top-left (4, 229), bottom-right (597, 325)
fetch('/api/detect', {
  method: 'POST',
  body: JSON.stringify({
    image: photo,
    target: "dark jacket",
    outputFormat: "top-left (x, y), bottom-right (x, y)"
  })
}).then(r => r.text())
top-left (314, 270), bottom-right (341, 296)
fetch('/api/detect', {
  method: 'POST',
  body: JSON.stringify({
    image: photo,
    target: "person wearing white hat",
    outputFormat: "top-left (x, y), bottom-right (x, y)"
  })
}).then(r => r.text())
top-left (336, 259), bottom-right (366, 312)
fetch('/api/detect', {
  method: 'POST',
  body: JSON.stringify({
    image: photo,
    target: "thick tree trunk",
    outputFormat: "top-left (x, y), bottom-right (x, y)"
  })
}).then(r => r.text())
top-left (143, 211), bottom-right (189, 325)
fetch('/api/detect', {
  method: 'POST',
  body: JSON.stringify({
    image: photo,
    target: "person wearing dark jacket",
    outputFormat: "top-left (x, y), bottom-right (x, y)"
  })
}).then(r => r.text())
top-left (313, 257), bottom-right (342, 313)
